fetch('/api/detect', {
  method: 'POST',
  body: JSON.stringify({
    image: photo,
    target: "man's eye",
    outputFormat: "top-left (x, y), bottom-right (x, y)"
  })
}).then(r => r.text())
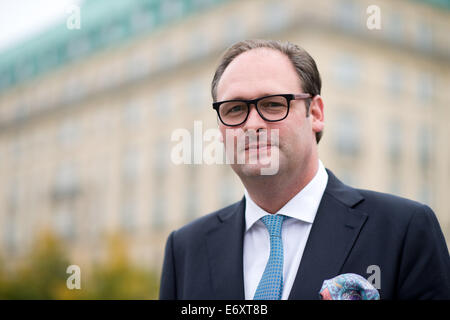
top-left (263, 102), bottom-right (284, 108)
top-left (229, 105), bottom-right (244, 113)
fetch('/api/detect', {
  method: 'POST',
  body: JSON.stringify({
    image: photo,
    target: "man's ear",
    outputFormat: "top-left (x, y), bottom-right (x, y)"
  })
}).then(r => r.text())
top-left (309, 95), bottom-right (325, 135)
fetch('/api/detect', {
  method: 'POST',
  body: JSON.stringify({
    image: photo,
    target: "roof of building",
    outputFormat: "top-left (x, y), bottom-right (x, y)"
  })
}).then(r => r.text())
top-left (0, 0), bottom-right (227, 93)
top-left (0, 0), bottom-right (448, 94)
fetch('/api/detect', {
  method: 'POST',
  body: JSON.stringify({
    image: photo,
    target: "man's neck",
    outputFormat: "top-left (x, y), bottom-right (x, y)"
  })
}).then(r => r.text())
top-left (241, 159), bottom-right (319, 214)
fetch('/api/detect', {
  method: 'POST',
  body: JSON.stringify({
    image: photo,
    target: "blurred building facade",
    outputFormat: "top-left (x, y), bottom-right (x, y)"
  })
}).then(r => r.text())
top-left (0, 0), bottom-right (449, 274)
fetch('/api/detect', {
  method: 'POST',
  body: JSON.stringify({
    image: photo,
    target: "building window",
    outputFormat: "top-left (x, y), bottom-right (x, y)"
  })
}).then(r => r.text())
top-left (188, 30), bottom-right (209, 60)
top-left (417, 125), bottom-right (432, 171)
top-left (334, 109), bottom-right (361, 156)
top-left (418, 185), bottom-right (432, 207)
top-left (52, 164), bottom-right (80, 201)
top-left (127, 54), bottom-right (151, 81)
top-left (386, 66), bottom-right (404, 97)
top-left (263, 1), bottom-right (290, 33)
top-left (15, 58), bottom-right (34, 81)
top-left (219, 169), bottom-right (239, 207)
top-left (388, 177), bottom-right (402, 197)
top-left (387, 120), bottom-right (402, 164)
top-left (0, 69), bottom-right (11, 89)
top-left (191, 0), bottom-right (214, 8)
top-left (385, 12), bottom-right (404, 44)
top-left (38, 48), bottom-right (60, 72)
top-left (4, 187), bottom-right (20, 254)
top-left (58, 119), bottom-right (80, 147)
top-left (417, 72), bottom-right (434, 103)
top-left (90, 108), bottom-right (112, 135)
top-left (87, 194), bottom-right (103, 238)
top-left (335, 0), bottom-right (359, 31)
top-left (337, 167), bottom-right (357, 187)
top-left (54, 204), bottom-right (75, 240)
top-left (14, 103), bottom-right (28, 123)
top-left (154, 89), bottom-right (174, 119)
top-left (185, 186), bottom-right (198, 222)
top-left (122, 98), bottom-right (145, 127)
top-left (185, 166), bottom-right (199, 221)
top-left (130, 8), bottom-right (156, 32)
top-left (98, 63), bottom-right (120, 90)
top-left (157, 42), bottom-right (176, 71)
top-left (66, 36), bottom-right (91, 60)
top-left (151, 139), bottom-right (169, 229)
top-left (153, 138), bottom-right (170, 176)
top-left (63, 76), bottom-right (85, 103)
top-left (10, 135), bottom-right (24, 160)
top-left (415, 22), bottom-right (433, 52)
top-left (100, 20), bottom-right (127, 45)
top-left (160, 0), bottom-right (185, 22)
top-left (120, 200), bottom-right (136, 232)
top-left (34, 86), bottom-right (53, 112)
top-left (186, 77), bottom-right (207, 113)
top-left (4, 211), bottom-right (17, 254)
top-left (224, 15), bottom-right (245, 46)
top-left (152, 195), bottom-right (166, 229)
top-left (333, 54), bottom-right (361, 88)
top-left (122, 147), bottom-right (141, 183)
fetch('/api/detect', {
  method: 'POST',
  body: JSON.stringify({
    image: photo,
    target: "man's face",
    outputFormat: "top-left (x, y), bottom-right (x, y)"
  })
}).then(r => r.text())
top-left (216, 48), bottom-right (323, 179)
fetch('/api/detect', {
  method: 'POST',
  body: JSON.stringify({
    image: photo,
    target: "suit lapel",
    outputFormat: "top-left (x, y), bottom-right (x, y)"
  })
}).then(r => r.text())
top-left (203, 170), bottom-right (368, 300)
top-left (288, 169), bottom-right (368, 300)
top-left (205, 199), bottom-right (246, 299)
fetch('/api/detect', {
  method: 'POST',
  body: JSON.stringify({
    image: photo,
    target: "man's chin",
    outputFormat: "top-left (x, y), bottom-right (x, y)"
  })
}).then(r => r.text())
top-left (228, 147), bottom-right (282, 176)
top-left (232, 162), bottom-right (281, 177)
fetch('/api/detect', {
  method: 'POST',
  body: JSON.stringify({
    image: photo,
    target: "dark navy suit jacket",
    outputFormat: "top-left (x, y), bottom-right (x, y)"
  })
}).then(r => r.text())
top-left (159, 169), bottom-right (450, 299)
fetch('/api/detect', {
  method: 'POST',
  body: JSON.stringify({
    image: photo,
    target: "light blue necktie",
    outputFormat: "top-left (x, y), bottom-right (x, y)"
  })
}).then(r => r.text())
top-left (253, 214), bottom-right (289, 300)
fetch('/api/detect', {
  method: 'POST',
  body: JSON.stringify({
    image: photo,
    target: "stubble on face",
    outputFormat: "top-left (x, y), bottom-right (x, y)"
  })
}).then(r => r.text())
top-left (217, 48), bottom-right (315, 181)
top-left (223, 127), bottom-right (281, 177)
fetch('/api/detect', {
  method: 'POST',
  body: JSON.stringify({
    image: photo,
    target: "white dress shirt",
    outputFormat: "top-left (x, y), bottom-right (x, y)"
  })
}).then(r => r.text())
top-left (243, 160), bottom-right (328, 300)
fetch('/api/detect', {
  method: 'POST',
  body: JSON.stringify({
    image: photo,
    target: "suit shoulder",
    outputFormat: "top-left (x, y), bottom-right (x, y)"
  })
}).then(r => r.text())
top-left (172, 200), bottom-right (242, 243)
top-left (357, 188), bottom-right (425, 207)
top-left (355, 188), bottom-right (432, 223)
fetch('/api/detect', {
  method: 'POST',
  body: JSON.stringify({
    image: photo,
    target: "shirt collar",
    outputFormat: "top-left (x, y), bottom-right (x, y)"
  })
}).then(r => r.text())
top-left (244, 159), bottom-right (329, 231)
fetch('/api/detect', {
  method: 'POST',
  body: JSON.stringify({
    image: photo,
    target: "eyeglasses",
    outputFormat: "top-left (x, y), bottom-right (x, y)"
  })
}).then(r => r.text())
top-left (212, 93), bottom-right (312, 126)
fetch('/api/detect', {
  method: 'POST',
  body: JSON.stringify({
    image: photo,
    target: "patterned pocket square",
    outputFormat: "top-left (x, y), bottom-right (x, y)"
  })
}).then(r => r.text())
top-left (319, 273), bottom-right (380, 300)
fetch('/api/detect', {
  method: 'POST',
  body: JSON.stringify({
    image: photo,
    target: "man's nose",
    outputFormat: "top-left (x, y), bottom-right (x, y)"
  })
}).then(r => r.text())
top-left (243, 104), bottom-right (267, 131)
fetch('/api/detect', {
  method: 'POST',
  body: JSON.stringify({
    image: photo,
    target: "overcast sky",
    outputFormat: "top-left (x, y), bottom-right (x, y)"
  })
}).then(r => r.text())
top-left (0, 0), bottom-right (83, 52)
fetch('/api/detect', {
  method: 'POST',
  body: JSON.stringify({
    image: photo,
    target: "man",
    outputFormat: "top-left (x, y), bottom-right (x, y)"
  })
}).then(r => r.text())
top-left (159, 39), bottom-right (450, 300)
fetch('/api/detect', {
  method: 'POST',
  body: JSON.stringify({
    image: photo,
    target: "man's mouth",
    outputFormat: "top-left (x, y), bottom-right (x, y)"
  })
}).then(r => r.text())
top-left (245, 143), bottom-right (272, 151)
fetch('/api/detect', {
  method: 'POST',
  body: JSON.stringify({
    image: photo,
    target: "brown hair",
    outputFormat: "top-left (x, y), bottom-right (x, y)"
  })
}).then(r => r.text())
top-left (211, 39), bottom-right (323, 143)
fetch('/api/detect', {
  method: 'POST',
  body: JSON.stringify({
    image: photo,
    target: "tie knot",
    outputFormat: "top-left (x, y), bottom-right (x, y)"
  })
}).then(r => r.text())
top-left (260, 214), bottom-right (288, 238)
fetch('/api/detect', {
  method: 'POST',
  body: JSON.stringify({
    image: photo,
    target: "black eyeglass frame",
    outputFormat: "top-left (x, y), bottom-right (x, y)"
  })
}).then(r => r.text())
top-left (212, 93), bottom-right (312, 127)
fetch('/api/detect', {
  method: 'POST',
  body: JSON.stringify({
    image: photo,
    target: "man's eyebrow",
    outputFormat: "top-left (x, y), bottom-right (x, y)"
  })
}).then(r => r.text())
top-left (220, 96), bottom-right (246, 101)
top-left (222, 93), bottom-right (278, 101)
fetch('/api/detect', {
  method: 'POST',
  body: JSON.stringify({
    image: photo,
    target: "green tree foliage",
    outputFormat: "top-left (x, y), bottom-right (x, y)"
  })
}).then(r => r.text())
top-left (0, 231), bottom-right (160, 299)
top-left (0, 230), bottom-right (69, 299)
